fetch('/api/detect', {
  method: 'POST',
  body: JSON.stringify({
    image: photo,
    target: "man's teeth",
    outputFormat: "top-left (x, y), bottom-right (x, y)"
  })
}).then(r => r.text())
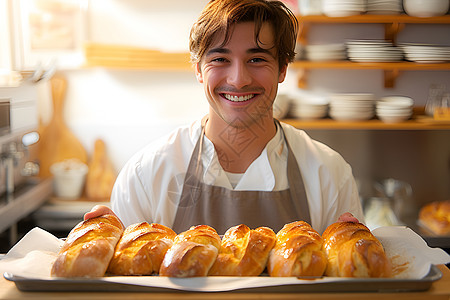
top-left (224, 94), bottom-right (255, 102)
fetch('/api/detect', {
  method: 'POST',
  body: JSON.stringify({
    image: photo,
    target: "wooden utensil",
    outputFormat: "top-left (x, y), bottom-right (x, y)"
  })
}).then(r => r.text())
top-left (85, 139), bottom-right (116, 201)
top-left (37, 73), bottom-right (87, 177)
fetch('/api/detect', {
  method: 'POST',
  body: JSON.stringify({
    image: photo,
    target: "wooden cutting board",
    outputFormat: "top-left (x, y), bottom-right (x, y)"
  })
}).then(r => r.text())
top-left (38, 73), bottom-right (88, 177)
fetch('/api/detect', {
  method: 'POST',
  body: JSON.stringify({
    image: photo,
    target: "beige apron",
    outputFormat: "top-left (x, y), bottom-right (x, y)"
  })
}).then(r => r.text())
top-left (172, 119), bottom-right (310, 234)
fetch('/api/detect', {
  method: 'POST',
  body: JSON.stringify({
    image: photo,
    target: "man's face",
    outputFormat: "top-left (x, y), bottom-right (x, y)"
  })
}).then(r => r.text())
top-left (195, 22), bottom-right (287, 129)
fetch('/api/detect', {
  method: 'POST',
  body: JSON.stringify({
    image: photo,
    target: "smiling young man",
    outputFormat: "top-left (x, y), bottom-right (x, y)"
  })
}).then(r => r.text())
top-left (197, 21), bottom-right (284, 174)
top-left (85, 0), bottom-right (363, 234)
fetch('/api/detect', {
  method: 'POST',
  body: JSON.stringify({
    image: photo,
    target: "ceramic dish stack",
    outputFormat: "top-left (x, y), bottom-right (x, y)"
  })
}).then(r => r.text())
top-left (322, 0), bottom-right (366, 17)
top-left (404, 0), bottom-right (450, 17)
top-left (346, 40), bottom-right (403, 62)
top-left (329, 93), bottom-right (375, 121)
top-left (376, 96), bottom-right (414, 123)
top-left (304, 43), bottom-right (347, 61)
top-left (290, 93), bottom-right (329, 120)
top-left (400, 43), bottom-right (450, 63)
top-left (366, 0), bottom-right (403, 14)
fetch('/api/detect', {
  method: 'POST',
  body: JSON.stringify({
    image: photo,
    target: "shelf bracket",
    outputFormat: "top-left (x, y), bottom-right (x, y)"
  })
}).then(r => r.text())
top-left (297, 68), bottom-right (308, 89)
top-left (384, 69), bottom-right (400, 88)
top-left (298, 22), bottom-right (309, 46)
top-left (385, 22), bottom-right (405, 44)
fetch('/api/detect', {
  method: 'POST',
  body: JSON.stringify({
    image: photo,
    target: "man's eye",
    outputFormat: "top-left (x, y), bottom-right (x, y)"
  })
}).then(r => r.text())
top-left (249, 57), bottom-right (267, 63)
top-left (211, 57), bottom-right (227, 62)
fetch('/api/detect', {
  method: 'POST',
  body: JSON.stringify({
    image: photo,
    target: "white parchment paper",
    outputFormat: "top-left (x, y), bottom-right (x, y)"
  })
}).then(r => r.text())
top-left (1, 226), bottom-right (449, 292)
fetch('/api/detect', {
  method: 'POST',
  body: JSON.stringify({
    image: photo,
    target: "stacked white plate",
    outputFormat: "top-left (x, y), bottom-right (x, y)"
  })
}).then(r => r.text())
top-left (322, 0), bottom-right (366, 17)
top-left (346, 40), bottom-right (404, 62)
top-left (304, 43), bottom-right (347, 61)
top-left (290, 93), bottom-right (329, 120)
top-left (399, 43), bottom-right (450, 63)
top-left (376, 96), bottom-right (414, 123)
top-left (366, 0), bottom-right (403, 14)
top-left (329, 93), bottom-right (375, 121)
top-left (291, 102), bottom-right (328, 120)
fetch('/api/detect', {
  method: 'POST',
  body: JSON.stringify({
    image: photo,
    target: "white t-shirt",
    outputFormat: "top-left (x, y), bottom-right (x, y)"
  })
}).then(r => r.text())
top-left (111, 119), bottom-right (364, 234)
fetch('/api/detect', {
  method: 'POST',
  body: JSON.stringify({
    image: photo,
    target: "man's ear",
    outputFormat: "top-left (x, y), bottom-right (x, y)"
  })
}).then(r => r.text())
top-left (195, 63), bottom-right (203, 83)
top-left (278, 63), bottom-right (288, 83)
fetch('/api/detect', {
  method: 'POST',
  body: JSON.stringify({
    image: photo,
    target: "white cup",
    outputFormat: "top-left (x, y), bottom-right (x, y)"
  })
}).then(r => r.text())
top-left (50, 159), bottom-right (88, 200)
top-left (298, 0), bottom-right (322, 15)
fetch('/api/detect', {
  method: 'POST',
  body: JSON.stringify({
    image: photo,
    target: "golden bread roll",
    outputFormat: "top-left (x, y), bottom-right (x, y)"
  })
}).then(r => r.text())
top-left (267, 221), bottom-right (327, 277)
top-left (322, 221), bottom-right (392, 278)
top-left (159, 225), bottom-right (221, 277)
top-left (419, 200), bottom-right (450, 235)
top-left (107, 222), bottom-right (177, 275)
top-left (51, 214), bottom-right (124, 277)
top-left (208, 224), bottom-right (276, 276)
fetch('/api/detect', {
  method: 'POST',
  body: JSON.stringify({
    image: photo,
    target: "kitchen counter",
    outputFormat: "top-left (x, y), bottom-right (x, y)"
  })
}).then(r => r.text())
top-left (0, 178), bottom-right (53, 234)
top-left (1, 265), bottom-right (449, 300)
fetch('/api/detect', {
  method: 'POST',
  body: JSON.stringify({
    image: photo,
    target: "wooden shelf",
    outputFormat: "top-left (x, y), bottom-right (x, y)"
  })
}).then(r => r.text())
top-left (292, 61), bottom-right (450, 88)
top-left (282, 107), bottom-right (450, 130)
top-left (292, 61), bottom-right (450, 70)
top-left (282, 116), bottom-right (450, 130)
top-left (297, 14), bottom-right (450, 24)
top-left (83, 43), bottom-right (192, 70)
top-left (298, 14), bottom-right (450, 43)
top-left (295, 14), bottom-right (450, 88)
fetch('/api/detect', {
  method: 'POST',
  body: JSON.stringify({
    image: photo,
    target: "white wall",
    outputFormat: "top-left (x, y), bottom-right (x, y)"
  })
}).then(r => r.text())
top-left (36, 0), bottom-right (449, 204)
top-left (39, 0), bottom-right (209, 169)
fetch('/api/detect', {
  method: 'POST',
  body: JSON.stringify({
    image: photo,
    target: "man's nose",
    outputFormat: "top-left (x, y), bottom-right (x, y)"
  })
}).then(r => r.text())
top-left (227, 61), bottom-right (252, 88)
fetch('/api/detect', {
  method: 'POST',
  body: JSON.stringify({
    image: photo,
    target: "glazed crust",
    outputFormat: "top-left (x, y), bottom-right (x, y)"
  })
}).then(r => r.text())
top-left (419, 200), bottom-right (450, 235)
top-left (268, 221), bottom-right (327, 277)
top-left (107, 222), bottom-right (177, 275)
top-left (51, 214), bottom-right (124, 277)
top-left (322, 222), bottom-right (392, 278)
top-left (159, 225), bottom-right (221, 277)
top-left (208, 224), bottom-right (276, 276)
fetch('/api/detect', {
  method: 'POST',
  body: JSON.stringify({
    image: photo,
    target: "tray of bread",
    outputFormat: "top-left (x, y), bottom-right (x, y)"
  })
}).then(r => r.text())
top-left (1, 215), bottom-right (450, 293)
top-left (417, 200), bottom-right (450, 236)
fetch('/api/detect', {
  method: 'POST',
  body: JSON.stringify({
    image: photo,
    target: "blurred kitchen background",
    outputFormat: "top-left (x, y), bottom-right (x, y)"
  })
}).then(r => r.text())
top-left (0, 0), bottom-right (449, 251)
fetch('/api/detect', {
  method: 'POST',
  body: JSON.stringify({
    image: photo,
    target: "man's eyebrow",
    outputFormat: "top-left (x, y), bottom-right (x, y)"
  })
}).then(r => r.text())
top-left (205, 47), bottom-right (275, 57)
top-left (205, 47), bottom-right (230, 56)
top-left (248, 47), bottom-right (276, 58)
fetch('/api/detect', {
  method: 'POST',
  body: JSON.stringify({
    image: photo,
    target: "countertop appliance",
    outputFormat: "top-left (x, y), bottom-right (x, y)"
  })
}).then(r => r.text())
top-left (0, 87), bottom-right (52, 243)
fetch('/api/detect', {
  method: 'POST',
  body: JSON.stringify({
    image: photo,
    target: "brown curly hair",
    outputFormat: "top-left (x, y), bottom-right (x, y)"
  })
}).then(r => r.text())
top-left (189, 0), bottom-right (298, 69)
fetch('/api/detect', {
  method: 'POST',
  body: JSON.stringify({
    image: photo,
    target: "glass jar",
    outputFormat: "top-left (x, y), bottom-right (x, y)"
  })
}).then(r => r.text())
top-left (425, 84), bottom-right (446, 117)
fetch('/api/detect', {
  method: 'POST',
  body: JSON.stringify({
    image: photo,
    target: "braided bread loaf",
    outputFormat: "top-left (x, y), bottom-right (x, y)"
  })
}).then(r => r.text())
top-left (107, 222), bottom-right (176, 275)
top-left (159, 225), bottom-right (221, 277)
top-left (419, 200), bottom-right (450, 235)
top-left (322, 221), bottom-right (392, 277)
top-left (268, 221), bottom-right (327, 277)
top-left (208, 224), bottom-right (276, 276)
top-left (51, 214), bottom-right (124, 277)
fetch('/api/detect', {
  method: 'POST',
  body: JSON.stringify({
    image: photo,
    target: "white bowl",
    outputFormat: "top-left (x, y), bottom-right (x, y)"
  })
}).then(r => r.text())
top-left (330, 101), bottom-right (375, 108)
top-left (378, 96), bottom-right (414, 108)
top-left (330, 110), bottom-right (374, 121)
top-left (376, 107), bottom-right (412, 115)
top-left (292, 102), bottom-right (328, 119)
top-left (330, 93), bottom-right (375, 101)
top-left (377, 110), bottom-right (412, 117)
top-left (331, 106), bottom-right (374, 113)
top-left (403, 0), bottom-right (450, 17)
top-left (292, 109), bottom-right (328, 120)
top-left (378, 114), bottom-right (411, 123)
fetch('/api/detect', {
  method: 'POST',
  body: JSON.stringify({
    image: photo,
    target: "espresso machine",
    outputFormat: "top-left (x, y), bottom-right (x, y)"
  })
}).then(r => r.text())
top-left (0, 85), bottom-right (52, 246)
